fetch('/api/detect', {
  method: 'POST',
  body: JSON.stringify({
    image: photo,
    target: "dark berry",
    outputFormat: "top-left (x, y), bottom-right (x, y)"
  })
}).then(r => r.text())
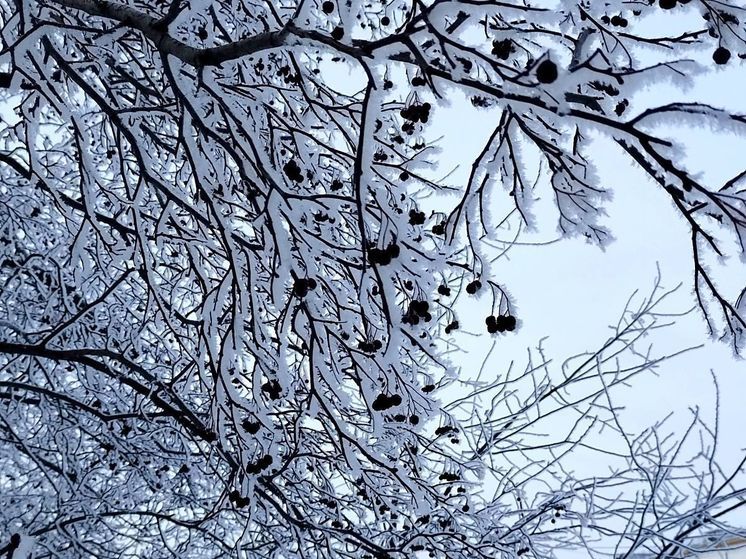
top-left (713, 47), bottom-right (731, 65)
top-left (331, 26), bottom-right (344, 40)
top-left (293, 278), bottom-right (310, 298)
top-left (322, 1), bottom-right (334, 13)
top-left (465, 280), bottom-right (482, 294)
top-left (437, 285), bottom-right (451, 296)
top-left (381, 16), bottom-right (390, 26)
top-left (659, 0), bottom-right (676, 9)
top-left (536, 59), bottom-right (558, 84)
top-left (504, 314), bottom-right (517, 331)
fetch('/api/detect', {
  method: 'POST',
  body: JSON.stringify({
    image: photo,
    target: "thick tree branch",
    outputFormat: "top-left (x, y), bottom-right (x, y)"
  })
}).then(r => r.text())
top-left (47, 0), bottom-right (369, 65)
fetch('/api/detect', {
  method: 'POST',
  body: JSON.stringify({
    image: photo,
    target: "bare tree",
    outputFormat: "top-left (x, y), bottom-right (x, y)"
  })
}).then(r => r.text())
top-left (0, 0), bottom-right (745, 557)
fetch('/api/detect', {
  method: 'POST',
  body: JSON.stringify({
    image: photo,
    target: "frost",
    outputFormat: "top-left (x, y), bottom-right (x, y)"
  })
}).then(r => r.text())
top-left (0, 0), bottom-right (744, 556)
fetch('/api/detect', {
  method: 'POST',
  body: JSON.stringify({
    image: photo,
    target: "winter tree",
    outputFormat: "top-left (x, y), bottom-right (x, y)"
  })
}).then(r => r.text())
top-left (1, 0), bottom-right (745, 557)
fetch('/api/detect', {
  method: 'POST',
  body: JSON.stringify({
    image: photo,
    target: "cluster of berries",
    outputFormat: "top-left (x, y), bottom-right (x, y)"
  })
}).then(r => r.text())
top-left (367, 242), bottom-right (400, 266)
top-left (261, 379), bottom-right (282, 400)
top-left (283, 159), bottom-right (304, 183)
top-left (400, 102), bottom-right (432, 124)
top-left (372, 393), bottom-right (402, 411)
top-left (435, 425), bottom-right (457, 436)
top-left (486, 314), bottom-right (517, 333)
top-left (403, 300), bottom-right (432, 325)
top-left (245, 454), bottom-right (273, 475)
top-left (615, 99), bottom-right (630, 116)
top-left (550, 504), bottom-right (566, 524)
top-left (276, 65), bottom-right (300, 85)
top-left (491, 39), bottom-right (515, 60)
top-left (602, 14), bottom-right (628, 27)
top-left (392, 413), bottom-right (420, 424)
top-left (241, 419), bottom-right (261, 434)
top-left (431, 221), bottom-right (447, 235)
top-left (229, 490), bottom-right (251, 508)
top-left (358, 339), bottom-right (383, 353)
top-left (293, 277), bottom-right (318, 298)
top-left (409, 209), bottom-right (426, 225)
